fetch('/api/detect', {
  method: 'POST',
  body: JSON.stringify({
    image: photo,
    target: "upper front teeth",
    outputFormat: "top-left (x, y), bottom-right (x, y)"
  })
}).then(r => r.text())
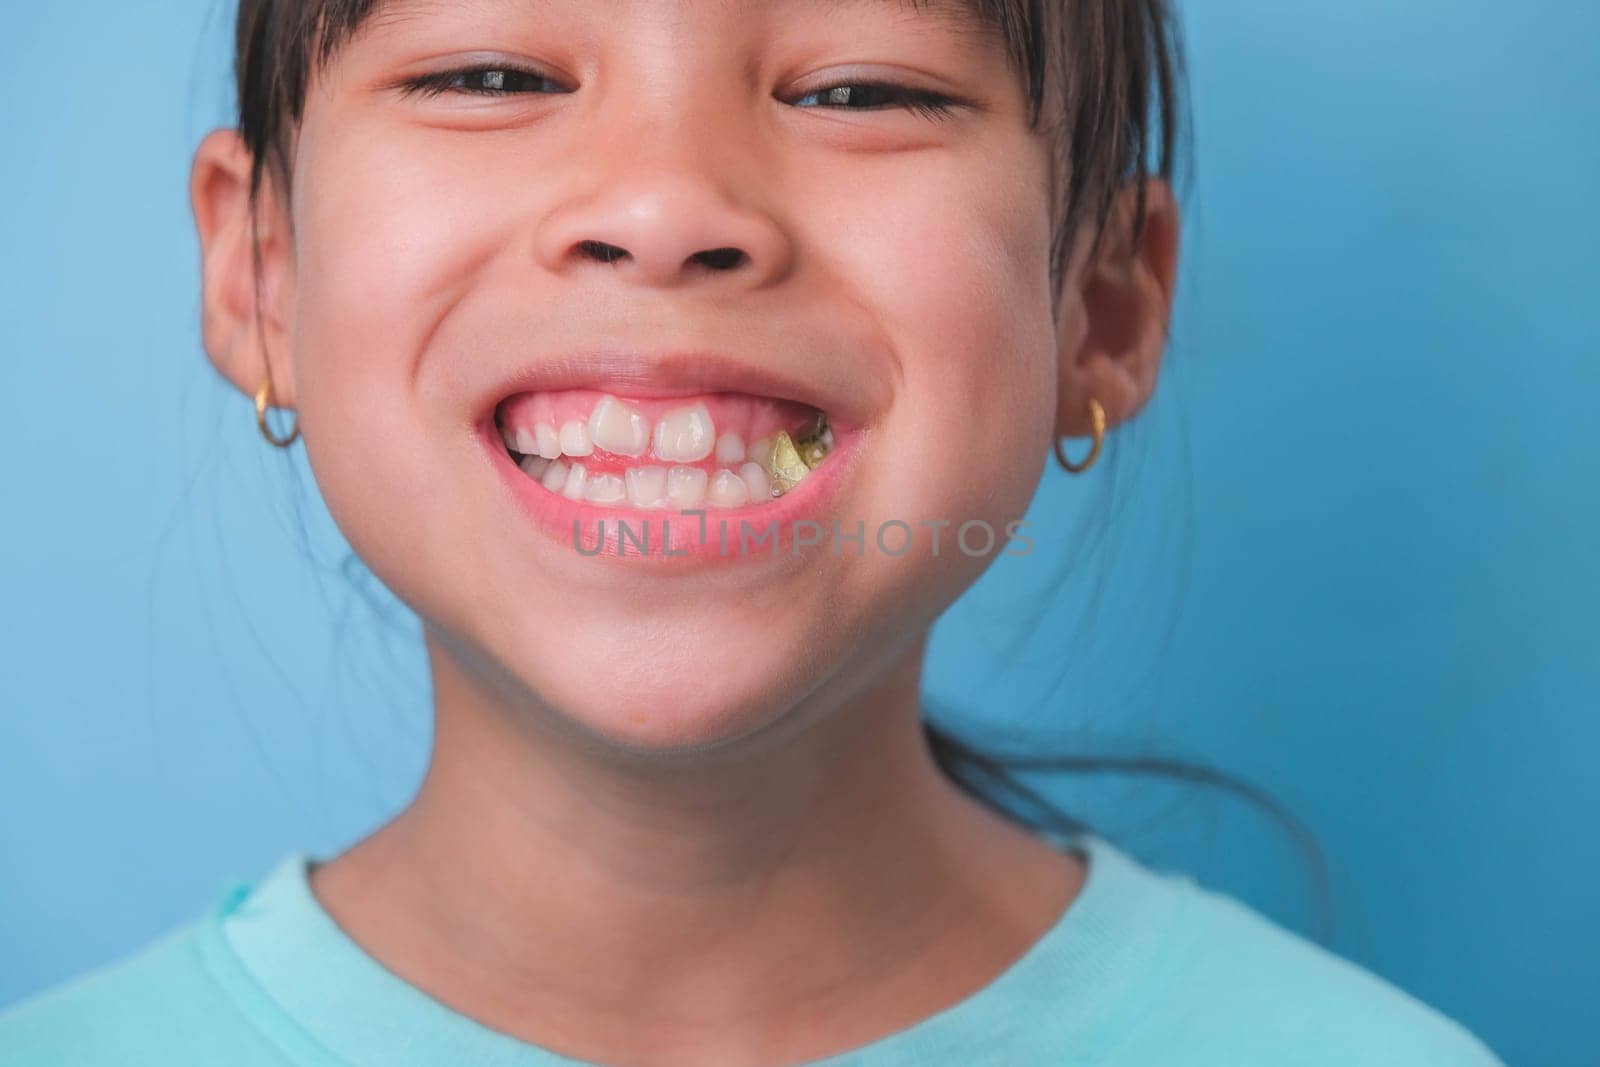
top-left (588, 396), bottom-right (651, 457)
top-left (652, 403), bottom-right (715, 462)
top-left (507, 396), bottom-right (824, 467)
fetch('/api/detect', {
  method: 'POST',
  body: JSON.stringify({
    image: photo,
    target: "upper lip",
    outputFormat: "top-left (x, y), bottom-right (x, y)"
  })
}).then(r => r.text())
top-left (480, 349), bottom-right (865, 428)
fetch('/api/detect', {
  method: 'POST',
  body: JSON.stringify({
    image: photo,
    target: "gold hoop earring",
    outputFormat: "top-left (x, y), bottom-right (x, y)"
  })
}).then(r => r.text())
top-left (1052, 397), bottom-right (1105, 474)
top-left (254, 373), bottom-right (300, 448)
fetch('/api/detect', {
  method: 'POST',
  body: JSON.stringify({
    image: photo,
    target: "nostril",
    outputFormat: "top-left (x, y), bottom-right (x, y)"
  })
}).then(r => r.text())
top-left (693, 247), bottom-right (747, 271)
top-left (578, 240), bottom-right (628, 264)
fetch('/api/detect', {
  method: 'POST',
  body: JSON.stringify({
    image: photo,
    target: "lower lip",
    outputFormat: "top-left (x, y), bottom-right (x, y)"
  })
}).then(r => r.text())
top-left (480, 421), bottom-right (863, 567)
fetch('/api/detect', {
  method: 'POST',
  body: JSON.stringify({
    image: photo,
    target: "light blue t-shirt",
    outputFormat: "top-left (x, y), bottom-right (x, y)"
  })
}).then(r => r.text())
top-left (0, 832), bottom-right (1503, 1065)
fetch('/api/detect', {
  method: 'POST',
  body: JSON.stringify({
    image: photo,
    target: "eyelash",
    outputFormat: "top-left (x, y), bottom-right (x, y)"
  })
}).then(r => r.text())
top-left (398, 65), bottom-right (962, 121)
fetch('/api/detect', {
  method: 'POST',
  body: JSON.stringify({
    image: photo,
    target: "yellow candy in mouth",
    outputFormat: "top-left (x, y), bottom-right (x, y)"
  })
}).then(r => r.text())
top-left (765, 432), bottom-right (812, 494)
top-left (765, 413), bottom-right (833, 495)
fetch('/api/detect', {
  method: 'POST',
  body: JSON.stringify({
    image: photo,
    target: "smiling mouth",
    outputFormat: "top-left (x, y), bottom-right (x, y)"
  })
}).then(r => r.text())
top-left (493, 388), bottom-right (835, 509)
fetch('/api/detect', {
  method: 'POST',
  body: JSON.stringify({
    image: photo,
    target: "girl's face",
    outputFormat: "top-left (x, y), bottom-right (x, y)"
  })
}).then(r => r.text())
top-left (212, 0), bottom-right (1088, 749)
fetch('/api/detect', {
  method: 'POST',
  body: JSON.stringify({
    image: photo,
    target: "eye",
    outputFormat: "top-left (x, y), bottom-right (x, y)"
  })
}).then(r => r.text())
top-left (394, 67), bottom-right (961, 120)
top-left (790, 82), bottom-right (961, 121)
top-left (399, 65), bottom-right (565, 98)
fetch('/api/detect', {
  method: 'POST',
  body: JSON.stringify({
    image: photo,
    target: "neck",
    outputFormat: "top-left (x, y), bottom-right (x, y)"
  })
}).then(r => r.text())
top-left (311, 628), bottom-right (1081, 1062)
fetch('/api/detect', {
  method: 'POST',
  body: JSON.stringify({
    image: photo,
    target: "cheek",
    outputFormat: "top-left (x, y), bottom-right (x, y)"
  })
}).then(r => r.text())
top-left (287, 132), bottom-right (520, 608)
top-left (836, 148), bottom-right (1058, 525)
top-left (293, 133), bottom-right (510, 390)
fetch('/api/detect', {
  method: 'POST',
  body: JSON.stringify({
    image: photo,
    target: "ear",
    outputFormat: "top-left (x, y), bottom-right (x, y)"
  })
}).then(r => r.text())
top-left (1053, 178), bottom-right (1180, 438)
top-left (190, 128), bottom-right (297, 408)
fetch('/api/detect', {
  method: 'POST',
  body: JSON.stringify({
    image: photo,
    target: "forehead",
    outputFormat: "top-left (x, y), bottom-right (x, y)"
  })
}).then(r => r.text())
top-left (357, 0), bottom-right (1003, 41)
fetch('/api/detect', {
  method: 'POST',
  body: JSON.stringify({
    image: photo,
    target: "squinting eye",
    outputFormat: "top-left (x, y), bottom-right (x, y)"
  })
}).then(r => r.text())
top-left (791, 82), bottom-right (960, 121)
top-left (396, 67), bottom-right (960, 121)
top-left (400, 66), bottom-right (564, 98)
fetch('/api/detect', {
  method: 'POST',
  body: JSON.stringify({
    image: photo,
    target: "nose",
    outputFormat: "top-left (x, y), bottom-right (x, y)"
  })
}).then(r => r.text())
top-left (533, 140), bottom-right (794, 291)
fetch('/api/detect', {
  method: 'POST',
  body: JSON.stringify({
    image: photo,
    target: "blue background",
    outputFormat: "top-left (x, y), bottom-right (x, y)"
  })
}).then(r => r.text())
top-left (2, 3), bottom-right (1594, 1064)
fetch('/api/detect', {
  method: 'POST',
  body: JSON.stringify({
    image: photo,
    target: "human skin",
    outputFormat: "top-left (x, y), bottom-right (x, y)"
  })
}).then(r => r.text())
top-left (190, 1), bottom-right (1179, 1063)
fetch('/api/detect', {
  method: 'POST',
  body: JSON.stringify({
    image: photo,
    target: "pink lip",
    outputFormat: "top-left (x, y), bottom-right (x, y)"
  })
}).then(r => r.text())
top-left (480, 421), bottom-right (865, 567)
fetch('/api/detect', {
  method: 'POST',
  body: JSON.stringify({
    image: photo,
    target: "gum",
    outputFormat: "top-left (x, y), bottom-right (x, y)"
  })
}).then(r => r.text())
top-left (496, 389), bottom-right (818, 473)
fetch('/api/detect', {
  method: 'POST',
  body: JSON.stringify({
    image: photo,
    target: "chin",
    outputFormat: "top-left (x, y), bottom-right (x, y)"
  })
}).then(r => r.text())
top-left (482, 624), bottom-right (833, 757)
